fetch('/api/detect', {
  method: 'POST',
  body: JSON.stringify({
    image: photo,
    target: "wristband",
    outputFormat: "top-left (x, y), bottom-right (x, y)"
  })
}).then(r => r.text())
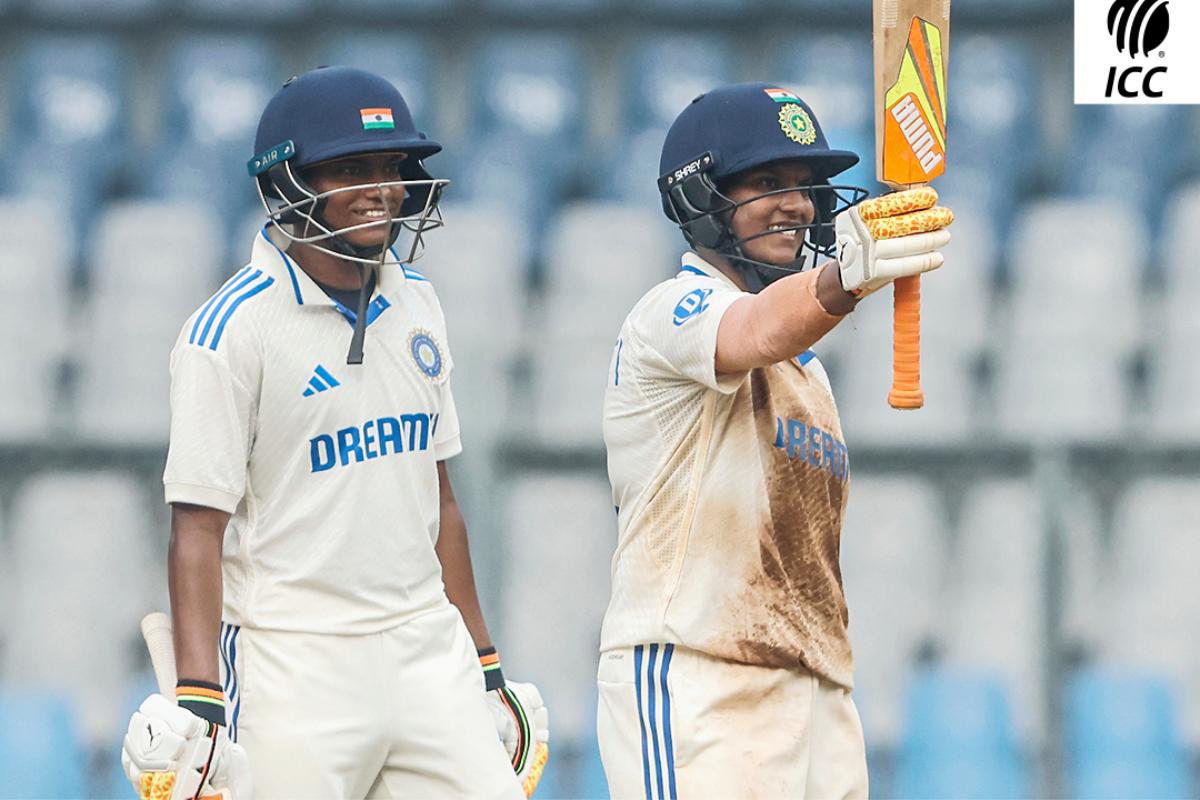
top-left (176, 679), bottom-right (226, 727)
top-left (478, 647), bottom-right (506, 692)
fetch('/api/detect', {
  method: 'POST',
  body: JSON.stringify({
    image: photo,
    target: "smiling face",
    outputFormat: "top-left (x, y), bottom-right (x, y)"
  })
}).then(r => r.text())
top-left (302, 152), bottom-right (409, 249)
top-left (721, 159), bottom-right (818, 266)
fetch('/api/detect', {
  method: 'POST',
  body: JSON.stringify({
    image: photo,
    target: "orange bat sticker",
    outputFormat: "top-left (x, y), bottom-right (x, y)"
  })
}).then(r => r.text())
top-left (881, 17), bottom-right (948, 186)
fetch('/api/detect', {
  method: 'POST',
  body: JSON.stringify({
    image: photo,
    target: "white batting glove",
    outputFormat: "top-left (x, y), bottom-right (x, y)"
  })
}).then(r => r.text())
top-left (479, 649), bottom-right (550, 797)
top-left (121, 694), bottom-right (252, 800)
top-left (836, 187), bottom-right (954, 297)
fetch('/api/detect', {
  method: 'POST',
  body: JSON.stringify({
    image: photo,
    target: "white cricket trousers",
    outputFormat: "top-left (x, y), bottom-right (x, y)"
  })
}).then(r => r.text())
top-left (218, 603), bottom-right (523, 799)
top-left (597, 644), bottom-right (869, 800)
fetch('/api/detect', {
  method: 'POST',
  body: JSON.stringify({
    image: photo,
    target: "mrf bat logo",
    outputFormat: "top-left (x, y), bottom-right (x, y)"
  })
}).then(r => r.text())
top-left (881, 17), bottom-right (948, 185)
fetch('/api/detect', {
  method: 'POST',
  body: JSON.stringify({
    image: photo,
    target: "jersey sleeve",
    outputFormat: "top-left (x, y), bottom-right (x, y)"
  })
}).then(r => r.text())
top-left (434, 377), bottom-right (462, 460)
top-left (628, 278), bottom-right (747, 394)
top-left (162, 323), bottom-right (260, 514)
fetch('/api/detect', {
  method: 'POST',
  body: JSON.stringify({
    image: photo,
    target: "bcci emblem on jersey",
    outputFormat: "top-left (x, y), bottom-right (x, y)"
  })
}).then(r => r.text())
top-left (408, 330), bottom-right (444, 379)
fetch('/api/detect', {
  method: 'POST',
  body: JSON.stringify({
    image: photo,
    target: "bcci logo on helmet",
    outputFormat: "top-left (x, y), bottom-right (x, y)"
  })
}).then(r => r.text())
top-left (1107, 0), bottom-right (1169, 57)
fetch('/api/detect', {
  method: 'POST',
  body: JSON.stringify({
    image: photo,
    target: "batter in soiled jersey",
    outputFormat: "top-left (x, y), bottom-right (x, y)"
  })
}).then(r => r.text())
top-left (595, 82), bottom-right (954, 798)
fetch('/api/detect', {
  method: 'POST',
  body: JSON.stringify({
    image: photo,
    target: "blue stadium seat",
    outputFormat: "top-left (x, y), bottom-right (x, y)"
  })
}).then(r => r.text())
top-left (315, 33), bottom-right (438, 125)
top-left (470, 33), bottom-right (585, 144)
top-left (0, 692), bottom-right (88, 799)
top-left (180, 0), bottom-right (313, 18)
top-left (336, 0), bottom-right (451, 13)
top-left (5, 36), bottom-right (127, 236)
top-left (481, 0), bottom-right (610, 12)
top-left (622, 34), bottom-right (735, 132)
top-left (147, 34), bottom-right (279, 230)
top-left (637, 0), bottom-right (752, 12)
top-left (896, 669), bottom-right (1030, 799)
top-left (1067, 104), bottom-right (1191, 232)
top-left (1065, 668), bottom-right (1190, 800)
top-left (25, 0), bottom-right (160, 19)
top-left (939, 34), bottom-right (1039, 231)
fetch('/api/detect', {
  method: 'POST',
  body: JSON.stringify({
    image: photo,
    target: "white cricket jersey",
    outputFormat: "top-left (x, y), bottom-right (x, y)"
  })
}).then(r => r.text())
top-left (164, 224), bottom-right (461, 634)
top-left (601, 252), bottom-right (855, 688)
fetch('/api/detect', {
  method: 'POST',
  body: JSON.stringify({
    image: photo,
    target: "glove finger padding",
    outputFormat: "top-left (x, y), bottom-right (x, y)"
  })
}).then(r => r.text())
top-left (488, 680), bottom-right (550, 798)
top-left (865, 206), bottom-right (955, 240)
top-left (857, 186), bottom-right (940, 219)
top-left (122, 694), bottom-right (239, 800)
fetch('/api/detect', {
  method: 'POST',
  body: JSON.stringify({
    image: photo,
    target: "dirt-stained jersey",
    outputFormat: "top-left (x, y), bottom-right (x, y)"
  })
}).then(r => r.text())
top-left (164, 224), bottom-right (460, 635)
top-left (601, 251), bottom-right (854, 688)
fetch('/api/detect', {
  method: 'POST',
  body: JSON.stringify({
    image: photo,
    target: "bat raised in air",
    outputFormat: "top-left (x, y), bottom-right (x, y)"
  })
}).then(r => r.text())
top-left (874, 0), bottom-right (951, 409)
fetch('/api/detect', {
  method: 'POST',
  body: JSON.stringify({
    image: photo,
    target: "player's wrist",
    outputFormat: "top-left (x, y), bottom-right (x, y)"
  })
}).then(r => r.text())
top-left (176, 678), bottom-right (226, 727)
top-left (478, 646), bottom-right (506, 692)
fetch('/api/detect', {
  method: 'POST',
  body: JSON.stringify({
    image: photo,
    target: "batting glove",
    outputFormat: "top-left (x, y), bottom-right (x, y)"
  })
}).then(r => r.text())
top-left (480, 648), bottom-right (550, 798)
top-left (836, 186), bottom-right (954, 297)
top-left (121, 693), bottom-right (252, 800)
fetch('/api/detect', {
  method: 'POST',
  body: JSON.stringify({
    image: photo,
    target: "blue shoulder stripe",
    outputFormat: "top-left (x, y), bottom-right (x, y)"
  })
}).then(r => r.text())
top-left (209, 276), bottom-right (275, 351)
top-left (195, 269), bottom-right (264, 348)
top-left (403, 267), bottom-right (428, 283)
top-left (190, 267), bottom-right (252, 345)
top-left (679, 265), bottom-right (708, 277)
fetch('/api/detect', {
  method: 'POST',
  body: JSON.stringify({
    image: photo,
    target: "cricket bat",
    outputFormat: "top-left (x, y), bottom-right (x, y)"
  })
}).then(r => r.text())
top-left (874, 0), bottom-right (951, 409)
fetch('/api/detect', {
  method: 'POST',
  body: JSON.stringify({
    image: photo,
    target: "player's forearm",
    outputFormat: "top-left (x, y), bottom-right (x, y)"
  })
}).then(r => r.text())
top-left (435, 462), bottom-right (494, 650)
top-left (167, 503), bottom-right (228, 685)
top-left (717, 262), bottom-right (856, 373)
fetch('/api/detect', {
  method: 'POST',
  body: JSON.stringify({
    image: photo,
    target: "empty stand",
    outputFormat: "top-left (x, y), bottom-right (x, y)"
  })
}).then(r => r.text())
top-left (896, 668), bottom-right (1030, 799)
top-left (994, 198), bottom-right (1145, 440)
top-left (75, 201), bottom-right (225, 443)
top-left (0, 199), bottom-right (72, 439)
top-left (533, 202), bottom-right (677, 445)
top-left (499, 472), bottom-right (614, 743)
top-left (6, 36), bottom-right (127, 238)
top-left (180, 0), bottom-right (314, 18)
top-left (3, 471), bottom-right (158, 747)
top-left (940, 479), bottom-right (1047, 745)
top-left (622, 34), bottom-right (734, 133)
top-left (0, 692), bottom-right (89, 799)
top-left (1099, 477), bottom-right (1200, 747)
top-left (840, 476), bottom-right (948, 747)
top-left (1066, 668), bottom-right (1191, 800)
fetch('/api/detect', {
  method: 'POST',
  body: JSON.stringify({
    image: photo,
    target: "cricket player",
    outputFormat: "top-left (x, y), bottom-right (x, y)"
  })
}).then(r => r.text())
top-left (120, 67), bottom-right (548, 799)
top-left (596, 83), bottom-right (953, 798)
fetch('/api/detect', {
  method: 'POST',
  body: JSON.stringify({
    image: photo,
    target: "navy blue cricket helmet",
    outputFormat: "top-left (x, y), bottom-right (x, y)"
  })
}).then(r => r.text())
top-left (658, 82), bottom-right (866, 290)
top-left (249, 66), bottom-right (447, 264)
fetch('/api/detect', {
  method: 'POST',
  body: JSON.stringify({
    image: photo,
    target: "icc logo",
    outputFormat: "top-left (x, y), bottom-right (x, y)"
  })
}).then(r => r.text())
top-left (1104, 0), bottom-right (1170, 98)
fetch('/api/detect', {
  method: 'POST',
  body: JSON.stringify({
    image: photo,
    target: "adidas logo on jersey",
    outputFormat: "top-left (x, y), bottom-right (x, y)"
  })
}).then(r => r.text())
top-left (303, 365), bottom-right (341, 397)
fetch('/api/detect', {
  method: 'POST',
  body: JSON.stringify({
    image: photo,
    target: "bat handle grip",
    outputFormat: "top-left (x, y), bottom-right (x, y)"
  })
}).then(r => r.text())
top-left (889, 274), bottom-right (924, 409)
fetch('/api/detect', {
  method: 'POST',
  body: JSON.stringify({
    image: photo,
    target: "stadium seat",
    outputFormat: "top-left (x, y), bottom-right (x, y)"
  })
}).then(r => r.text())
top-left (148, 34), bottom-right (278, 236)
top-left (532, 202), bottom-right (677, 446)
top-left (0, 692), bottom-right (88, 799)
top-left (24, 0), bottom-right (159, 19)
top-left (1148, 182), bottom-right (1200, 437)
top-left (3, 471), bottom-right (158, 748)
top-left (622, 34), bottom-right (735, 133)
top-left (75, 201), bottom-right (225, 443)
top-left (637, 0), bottom-right (752, 12)
top-left (938, 34), bottom-right (1039, 230)
top-left (940, 479), bottom-right (1046, 746)
top-left (1065, 668), bottom-right (1191, 800)
top-left (471, 34), bottom-right (585, 143)
top-left (314, 33), bottom-right (439, 125)
top-left (896, 668), bottom-right (1029, 799)
top-left (335, 0), bottom-right (451, 13)
top-left (839, 476), bottom-right (948, 748)
top-left (499, 472), bottom-right (614, 743)
top-left (6, 36), bottom-right (127, 238)
top-left (1068, 104), bottom-right (1192, 230)
top-left (481, 0), bottom-right (611, 12)
top-left (994, 198), bottom-right (1145, 439)
top-left (180, 0), bottom-right (313, 18)
top-left (0, 198), bottom-right (71, 439)
top-left (1099, 478), bottom-right (1200, 747)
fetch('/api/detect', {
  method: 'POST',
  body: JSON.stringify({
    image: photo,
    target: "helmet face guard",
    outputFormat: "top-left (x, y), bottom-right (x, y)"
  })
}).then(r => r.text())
top-left (252, 144), bottom-right (449, 266)
top-left (662, 160), bottom-right (867, 291)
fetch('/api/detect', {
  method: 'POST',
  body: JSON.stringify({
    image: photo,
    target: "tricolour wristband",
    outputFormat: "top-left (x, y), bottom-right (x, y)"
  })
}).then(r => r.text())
top-left (177, 679), bottom-right (226, 727)
top-left (478, 647), bottom-right (506, 692)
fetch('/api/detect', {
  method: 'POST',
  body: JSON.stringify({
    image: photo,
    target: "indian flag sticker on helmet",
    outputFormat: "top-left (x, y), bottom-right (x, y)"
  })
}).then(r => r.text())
top-left (778, 103), bottom-right (817, 145)
top-left (764, 87), bottom-right (802, 104)
top-left (360, 108), bottom-right (395, 130)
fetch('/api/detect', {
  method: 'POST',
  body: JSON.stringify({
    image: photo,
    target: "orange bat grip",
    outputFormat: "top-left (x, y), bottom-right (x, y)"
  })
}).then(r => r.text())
top-left (888, 274), bottom-right (923, 409)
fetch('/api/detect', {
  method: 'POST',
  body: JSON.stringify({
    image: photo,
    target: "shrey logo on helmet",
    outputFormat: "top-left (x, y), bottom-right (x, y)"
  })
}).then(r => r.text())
top-left (1107, 0), bottom-right (1170, 56)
